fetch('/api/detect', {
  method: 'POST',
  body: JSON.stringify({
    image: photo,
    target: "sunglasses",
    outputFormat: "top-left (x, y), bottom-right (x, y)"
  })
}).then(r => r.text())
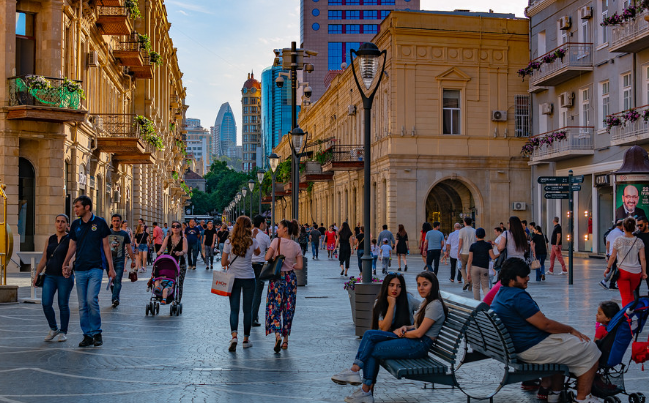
top-left (387, 272), bottom-right (403, 277)
top-left (171, 225), bottom-right (181, 229)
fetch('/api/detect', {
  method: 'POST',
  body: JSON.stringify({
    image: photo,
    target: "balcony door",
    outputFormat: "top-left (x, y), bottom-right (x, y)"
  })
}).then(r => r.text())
top-left (15, 12), bottom-right (35, 76)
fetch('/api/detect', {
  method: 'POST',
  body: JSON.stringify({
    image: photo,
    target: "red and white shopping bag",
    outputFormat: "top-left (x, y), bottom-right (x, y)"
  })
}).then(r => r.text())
top-left (211, 269), bottom-right (235, 296)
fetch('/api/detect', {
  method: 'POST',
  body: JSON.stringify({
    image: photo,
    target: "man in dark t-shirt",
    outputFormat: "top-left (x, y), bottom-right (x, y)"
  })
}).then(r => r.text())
top-left (318, 223), bottom-right (326, 249)
top-left (202, 221), bottom-right (217, 270)
top-left (184, 219), bottom-right (201, 270)
top-left (549, 217), bottom-right (567, 274)
top-left (309, 227), bottom-right (321, 260)
top-left (108, 214), bottom-right (136, 307)
top-left (63, 196), bottom-right (114, 348)
top-left (634, 216), bottom-right (649, 294)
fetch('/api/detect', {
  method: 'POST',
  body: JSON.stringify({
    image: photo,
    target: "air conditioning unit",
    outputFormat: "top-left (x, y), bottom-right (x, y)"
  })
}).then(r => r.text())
top-left (559, 15), bottom-right (572, 30)
top-left (87, 51), bottom-right (99, 67)
top-left (579, 6), bottom-right (592, 19)
top-left (560, 92), bottom-right (575, 108)
top-left (348, 105), bottom-right (356, 116)
top-left (491, 110), bottom-right (507, 121)
top-left (512, 202), bottom-right (527, 211)
top-left (541, 102), bottom-right (554, 115)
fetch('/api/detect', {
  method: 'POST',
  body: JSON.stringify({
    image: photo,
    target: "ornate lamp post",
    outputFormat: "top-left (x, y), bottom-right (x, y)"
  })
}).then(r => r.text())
top-left (257, 169), bottom-right (265, 219)
top-left (236, 192), bottom-right (241, 218)
top-left (241, 187), bottom-right (248, 217)
top-left (288, 127), bottom-right (306, 222)
top-left (350, 42), bottom-right (386, 285)
top-left (248, 179), bottom-right (255, 216)
top-left (269, 153), bottom-right (280, 237)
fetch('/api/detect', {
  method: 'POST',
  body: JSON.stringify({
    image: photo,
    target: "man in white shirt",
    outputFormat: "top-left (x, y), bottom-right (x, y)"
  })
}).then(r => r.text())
top-left (251, 215), bottom-right (271, 326)
top-left (445, 223), bottom-right (462, 282)
top-left (602, 220), bottom-right (624, 290)
top-left (457, 217), bottom-right (476, 289)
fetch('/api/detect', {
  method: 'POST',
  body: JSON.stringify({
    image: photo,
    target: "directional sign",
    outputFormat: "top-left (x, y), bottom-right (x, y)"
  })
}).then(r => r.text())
top-left (544, 192), bottom-right (570, 199)
top-left (544, 185), bottom-right (569, 192)
top-left (538, 176), bottom-right (569, 184)
top-left (571, 175), bottom-right (585, 183)
top-left (571, 185), bottom-right (581, 191)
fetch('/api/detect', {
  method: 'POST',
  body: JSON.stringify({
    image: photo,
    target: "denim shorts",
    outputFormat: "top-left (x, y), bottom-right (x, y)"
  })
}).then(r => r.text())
top-left (137, 244), bottom-right (148, 252)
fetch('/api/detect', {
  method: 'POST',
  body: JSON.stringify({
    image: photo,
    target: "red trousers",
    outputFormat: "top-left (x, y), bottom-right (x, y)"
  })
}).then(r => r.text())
top-left (549, 245), bottom-right (566, 272)
top-left (617, 269), bottom-right (643, 307)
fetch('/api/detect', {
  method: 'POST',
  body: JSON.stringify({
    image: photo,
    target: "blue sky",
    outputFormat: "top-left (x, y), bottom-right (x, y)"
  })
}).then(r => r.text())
top-left (165, 0), bottom-right (528, 145)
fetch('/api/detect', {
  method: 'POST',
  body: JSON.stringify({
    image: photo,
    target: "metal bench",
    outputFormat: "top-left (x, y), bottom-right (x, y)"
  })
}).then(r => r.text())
top-left (381, 291), bottom-right (569, 402)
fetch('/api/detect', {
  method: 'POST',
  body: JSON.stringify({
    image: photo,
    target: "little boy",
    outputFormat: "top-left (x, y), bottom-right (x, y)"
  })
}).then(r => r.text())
top-left (380, 238), bottom-right (392, 274)
top-left (154, 279), bottom-right (175, 304)
top-left (595, 300), bottom-right (621, 341)
top-left (371, 239), bottom-right (379, 275)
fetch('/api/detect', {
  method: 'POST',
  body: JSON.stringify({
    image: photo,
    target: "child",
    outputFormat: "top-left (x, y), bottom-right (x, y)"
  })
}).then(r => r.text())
top-left (441, 236), bottom-right (448, 265)
top-left (595, 300), bottom-right (621, 341)
top-left (154, 278), bottom-right (175, 304)
top-left (380, 238), bottom-right (392, 274)
top-left (371, 239), bottom-right (379, 275)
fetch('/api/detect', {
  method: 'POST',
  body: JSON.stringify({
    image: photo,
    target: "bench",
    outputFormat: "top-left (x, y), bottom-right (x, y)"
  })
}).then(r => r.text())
top-left (381, 291), bottom-right (569, 402)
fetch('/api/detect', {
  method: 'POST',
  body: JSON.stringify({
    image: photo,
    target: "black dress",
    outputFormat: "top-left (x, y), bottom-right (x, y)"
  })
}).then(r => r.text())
top-left (338, 231), bottom-right (352, 269)
top-left (165, 235), bottom-right (186, 302)
top-left (396, 233), bottom-right (409, 255)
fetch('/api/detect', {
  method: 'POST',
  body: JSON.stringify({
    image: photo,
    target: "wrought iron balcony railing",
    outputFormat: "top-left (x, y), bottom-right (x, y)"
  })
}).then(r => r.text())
top-left (530, 43), bottom-right (593, 87)
top-left (8, 76), bottom-right (84, 109)
top-left (530, 126), bottom-right (594, 162)
top-left (608, 106), bottom-right (649, 146)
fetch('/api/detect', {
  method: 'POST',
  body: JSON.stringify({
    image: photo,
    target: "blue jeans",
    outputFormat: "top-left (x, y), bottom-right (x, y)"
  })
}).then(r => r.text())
top-left (252, 263), bottom-right (265, 322)
top-left (535, 254), bottom-right (547, 281)
top-left (357, 249), bottom-right (364, 272)
top-left (354, 330), bottom-right (433, 386)
top-left (311, 242), bottom-right (319, 259)
top-left (41, 273), bottom-right (75, 333)
top-left (372, 255), bottom-right (377, 270)
top-left (229, 278), bottom-right (255, 337)
top-left (75, 268), bottom-right (103, 337)
top-left (188, 242), bottom-right (200, 267)
top-left (111, 261), bottom-right (125, 302)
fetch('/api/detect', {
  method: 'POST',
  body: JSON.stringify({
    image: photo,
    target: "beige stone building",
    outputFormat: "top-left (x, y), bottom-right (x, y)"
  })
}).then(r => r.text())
top-left (1, 0), bottom-right (188, 271)
top-left (272, 10), bottom-right (533, 238)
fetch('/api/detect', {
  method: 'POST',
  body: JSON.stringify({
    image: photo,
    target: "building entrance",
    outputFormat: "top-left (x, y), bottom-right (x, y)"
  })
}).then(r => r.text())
top-left (425, 179), bottom-right (477, 235)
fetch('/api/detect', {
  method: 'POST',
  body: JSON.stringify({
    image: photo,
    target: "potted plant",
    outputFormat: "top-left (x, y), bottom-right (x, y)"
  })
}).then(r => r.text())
top-left (125, 0), bottom-right (141, 19)
top-left (137, 33), bottom-right (151, 52)
top-left (149, 51), bottom-right (162, 66)
top-left (344, 276), bottom-right (383, 326)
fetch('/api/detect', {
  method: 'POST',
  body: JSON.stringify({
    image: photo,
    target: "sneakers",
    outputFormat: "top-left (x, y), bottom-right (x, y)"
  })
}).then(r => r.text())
top-left (44, 329), bottom-right (61, 342)
top-left (252, 320), bottom-right (261, 327)
top-left (331, 368), bottom-right (362, 385)
top-left (242, 340), bottom-right (253, 349)
top-left (228, 337), bottom-right (238, 352)
top-left (112, 300), bottom-right (119, 308)
top-left (93, 334), bottom-right (103, 347)
top-left (56, 333), bottom-right (68, 342)
top-left (575, 394), bottom-right (602, 403)
top-left (599, 280), bottom-right (609, 290)
top-left (547, 391), bottom-right (561, 403)
top-left (79, 335), bottom-right (94, 347)
top-left (560, 271), bottom-right (568, 275)
top-left (344, 388), bottom-right (374, 403)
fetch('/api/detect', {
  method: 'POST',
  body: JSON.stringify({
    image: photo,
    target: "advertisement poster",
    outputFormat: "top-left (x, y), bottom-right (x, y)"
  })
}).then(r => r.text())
top-left (615, 183), bottom-right (649, 221)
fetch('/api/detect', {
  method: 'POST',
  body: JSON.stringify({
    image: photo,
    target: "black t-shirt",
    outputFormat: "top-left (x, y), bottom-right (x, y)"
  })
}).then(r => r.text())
top-left (469, 240), bottom-right (492, 269)
top-left (354, 226), bottom-right (360, 236)
top-left (108, 229), bottom-right (131, 264)
top-left (69, 214), bottom-right (111, 271)
top-left (635, 231), bottom-right (649, 261)
top-left (550, 224), bottom-right (562, 245)
top-left (318, 226), bottom-right (326, 235)
top-left (135, 231), bottom-right (148, 245)
top-left (339, 230), bottom-right (352, 244)
top-left (45, 234), bottom-right (70, 276)
top-left (203, 228), bottom-right (217, 246)
top-left (217, 230), bottom-right (229, 244)
top-left (531, 233), bottom-right (548, 256)
top-left (356, 232), bottom-right (365, 246)
top-left (310, 229), bottom-right (321, 243)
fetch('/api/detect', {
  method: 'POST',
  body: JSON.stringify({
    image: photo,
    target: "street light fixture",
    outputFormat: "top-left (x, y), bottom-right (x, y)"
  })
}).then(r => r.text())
top-left (248, 179), bottom-right (255, 216)
top-left (236, 192), bottom-right (242, 218)
top-left (288, 126), bottom-right (307, 222)
top-left (241, 187), bottom-right (248, 217)
top-left (257, 169), bottom-right (265, 220)
top-left (269, 153), bottom-right (280, 237)
top-left (350, 41), bottom-right (387, 284)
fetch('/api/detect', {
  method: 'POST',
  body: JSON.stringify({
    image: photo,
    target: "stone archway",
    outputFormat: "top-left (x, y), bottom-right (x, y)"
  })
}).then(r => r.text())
top-left (425, 179), bottom-right (477, 235)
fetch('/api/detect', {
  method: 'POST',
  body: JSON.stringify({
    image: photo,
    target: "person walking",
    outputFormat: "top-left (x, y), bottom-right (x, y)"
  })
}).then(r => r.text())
top-left (298, 226), bottom-right (309, 256)
top-left (395, 224), bottom-right (409, 272)
top-left (252, 215), bottom-right (271, 327)
top-left (158, 221), bottom-right (188, 302)
top-left (185, 219), bottom-right (201, 270)
top-left (318, 223), bottom-right (326, 250)
top-left (337, 222), bottom-right (354, 276)
top-left (309, 225), bottom-right (321, 260)
top-left (446, 223), bottom-right (462, 282)
top-left (217, 223), bottom-right (230, 261)
top-left (34, 214), bottom-right (73, 342)
top-left (265, 220), bottom-right (304, 353)
top-left (152, 222), bottom-right (163, 258)
top-left (466, 228), bottom-right (496, 301)
top-left (605, 217), bottom-right (648, 307)
top-left (162, 223), bottom-right (169, 238)
top-left (548, 217), bottom-right (567, 275)
top-left (419, 222), bottom-right (432, 270)
top-left (497, 216), bottom-right (529, 261)
top-left (603, 220), bottom-right (624, 290)
top-left (633, 216), bottom-right (649, 294)
top-left (133, 224), bottom-right (149, 273)
top-left (530, 226), bottom-right (549, 282)
top-left (325, 225), bottom-right (337, 259)
top-left (424, 222), bottom-right (444, 275)
top-left (457, 217), bottom-right (476, 290)
top-left (222, 216), bottom-right (261, 351)
top-left (203, 221), bottom-right (217, 270)
top-left (108, 214), bottom-right (136, 307)
top-left (355, 226), bottom-right (365, 273)
top-left (377, 225), bottom-right (395, 251)
top-left (62, 196), bottom-right (115, 347)
top-left (380, 239), bottom-right (392, 274)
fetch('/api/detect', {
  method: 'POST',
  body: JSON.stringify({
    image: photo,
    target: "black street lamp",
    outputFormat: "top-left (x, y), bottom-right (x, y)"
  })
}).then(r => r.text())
top-left (257, 169), bottom-right (265, 219)
top-left (248, 179), bottom-right (255, 216)
top-left (269, 153), bottom-right (280, 237)
top-left (350, 42), bottom-right (387, 284)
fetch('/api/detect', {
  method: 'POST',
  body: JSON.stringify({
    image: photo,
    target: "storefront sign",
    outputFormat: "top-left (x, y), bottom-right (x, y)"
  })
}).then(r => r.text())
top-left (615, 183), bottom-right (649, 221)
top-left (78, 173), bottom-right (86, 190)
top-left (595, 174), bottom-right (610, 186)
top-left (616, 174), bottom-right (649, 182)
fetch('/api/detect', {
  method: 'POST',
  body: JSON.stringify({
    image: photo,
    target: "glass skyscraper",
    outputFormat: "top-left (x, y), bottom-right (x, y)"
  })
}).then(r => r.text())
top-left (213, 102), bottom-right (237, 157)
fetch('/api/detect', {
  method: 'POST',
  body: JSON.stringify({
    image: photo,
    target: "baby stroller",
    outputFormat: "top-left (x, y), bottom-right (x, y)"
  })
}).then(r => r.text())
top-left (564, 296), bottom-right (649, 403)
top-left (145, 254), bottom-right (183, 316)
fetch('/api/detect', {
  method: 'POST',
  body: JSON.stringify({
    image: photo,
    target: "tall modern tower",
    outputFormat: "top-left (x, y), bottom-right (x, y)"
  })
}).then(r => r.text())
top-left (300, 0), bottom-right (420, 101)
top-left (261, 65), bottom-right (300, 169)
top-left (213, 102), bottom-right (237, 158)
top-left (241, 72), bottom-right (261, 172)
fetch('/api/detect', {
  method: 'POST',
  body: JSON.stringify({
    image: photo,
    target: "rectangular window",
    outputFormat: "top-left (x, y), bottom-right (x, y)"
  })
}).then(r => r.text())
top-left (581, 20), bottom-right (590, 43)
top-left (537, 31), bottom-right (546, 57)
top-left (623, 73), bottom-right (632, 111)
top-left (601, 0), bottom-right (608, 44)
top-left (328, 0), bottom-right (343, 5)
top-left (380, 10), bottom-right (391, 19)
top-left (15, 12), bottom-right (35, 76)
top-left (329, 24), bottom-right (343, 34)
top-left (347, 24), bottom-right (360, 34)
top-left (601, 81), bottom-right (610, 129)
top-left (365, 0), bottom-right (378, 4)
top-left (581, 88), bottom-right (590, 126)
top-left (328, 10), bottom-right (343, 19)
top-left (347, 0), bottom-right (360, 4)
top-left (515, 95), bottom-right (530, 137)
top-left (363, 24), bottom-right (378, 34)
top-left (345, 10), bottom-right (360, 19)
top-left (382, 0), bottom-right (395, 4)
top-left (443, 89), bottom-right (461, 135)
top-left (363, 10), bottom-right (378, 19)
top-left (328, 42), bottom-right (343, 70)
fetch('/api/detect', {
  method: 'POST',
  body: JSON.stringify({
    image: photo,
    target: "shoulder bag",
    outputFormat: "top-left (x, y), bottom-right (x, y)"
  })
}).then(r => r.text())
top-left (493, 231), bottom-right (508, 271)
top-left (607, 237), bottom-right (638, 283)
top-left (259, 237), bottom-right (285, 281)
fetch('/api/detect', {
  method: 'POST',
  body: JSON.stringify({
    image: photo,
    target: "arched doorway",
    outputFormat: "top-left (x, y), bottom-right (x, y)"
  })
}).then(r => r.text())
top-left (19, 157), bottom-right (35, 251)
top-left (425, 179), bottom-right (477, 235)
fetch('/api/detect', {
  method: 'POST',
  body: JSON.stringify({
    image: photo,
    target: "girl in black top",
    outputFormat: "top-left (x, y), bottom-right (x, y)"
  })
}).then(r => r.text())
top-left (34, 214), bottom-right (74, 341)
top-left (530, 226), bottom-right (549, 282)
top-left (159, 221), bottom-right (188, 301)
top-left (336, 222), bottom-right (353, 276)
top-left (134, 225), bottom-right (149, 273)
top-left (396, 224), bottom-right (409, 272)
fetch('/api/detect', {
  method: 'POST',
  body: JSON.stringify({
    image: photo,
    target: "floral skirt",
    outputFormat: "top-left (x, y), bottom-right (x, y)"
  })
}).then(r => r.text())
top-left (265, 270), bottom-right (297, 337)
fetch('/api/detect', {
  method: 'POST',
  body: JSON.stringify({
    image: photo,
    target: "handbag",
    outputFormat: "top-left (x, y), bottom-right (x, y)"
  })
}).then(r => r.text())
top-left (530, 259), bottom-right (541, 269)
top-left (129, 270), bottom-right (138, 282)
top-left (631, 339), bottom-right (649, 370)
top-left (260, 237), bottom-right (285, 281)
top-left (493, 232), bottom-right (508, 271)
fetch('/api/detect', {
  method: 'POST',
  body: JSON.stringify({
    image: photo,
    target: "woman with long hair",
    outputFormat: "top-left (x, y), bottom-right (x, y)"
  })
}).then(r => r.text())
top-left (265, 219), bottom-right (304, 352)
top-left (332, 272), bottom-right (447, 401)
top-left (497, 216), bottom-right (529, 260)
top-left (134, 224), bottom-right (149, 273)
top-left (222, 216), bottom-right (261, 351)
top-left (396, 224), bottom-right (409, 272)
top-left (159, 220), bottom-right (188, 301)
top-left (606, 217), bottom-right (648, 307)
top-left (336, 222), bottom-right (354, 276)
top-left (530, 226), bottom-right (549, 282)
top-left (420, 222), bottom-right (432, 269)
top-left (325, 225), bottom-right (337, 259)
top-left (371, 273), bottom-right (420, 332)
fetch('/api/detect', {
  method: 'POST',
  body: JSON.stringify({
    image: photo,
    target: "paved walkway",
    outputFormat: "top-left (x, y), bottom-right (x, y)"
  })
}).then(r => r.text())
top-left (0, 252), bottom-right (647, 402)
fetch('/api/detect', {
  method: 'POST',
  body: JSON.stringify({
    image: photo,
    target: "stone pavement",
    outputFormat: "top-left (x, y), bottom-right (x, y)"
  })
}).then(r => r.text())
top-left (0, 252), bottom-right (647, 403)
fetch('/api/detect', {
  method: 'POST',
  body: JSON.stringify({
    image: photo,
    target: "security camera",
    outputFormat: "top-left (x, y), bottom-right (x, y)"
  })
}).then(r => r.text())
top-left (305, 50), bottom-right (318, 57)
top-left (275, 76), bottom-right (284, 88)
top-left (304, 63), bottom-right (314, 73)
top-left (304, 86), bottom-right (312, 99)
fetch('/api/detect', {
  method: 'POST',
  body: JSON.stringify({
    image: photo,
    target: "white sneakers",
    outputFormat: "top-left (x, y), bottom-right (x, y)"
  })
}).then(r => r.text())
top-left (547, 391), bottom-right (561, 403)
top-left (44, 329), bottom-right (61, 341)
top-left (331, 368), bottom-right (362, 386)
top-left (228, 337), bottom-right (238, 352)
top-left (242, 340), bottom-right (253, 349)
top-left (344, 388), bottom-right (374, 403)
top-left (576, 395), bottom-right (602, 403)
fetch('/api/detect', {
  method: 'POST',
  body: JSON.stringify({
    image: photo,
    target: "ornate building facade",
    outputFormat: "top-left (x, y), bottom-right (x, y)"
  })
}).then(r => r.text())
top-left (241, 72), bottom-right (261, 172)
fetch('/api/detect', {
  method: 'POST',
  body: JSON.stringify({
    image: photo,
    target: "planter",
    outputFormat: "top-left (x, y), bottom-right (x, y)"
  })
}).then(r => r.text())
top-left (347, 288), bottom-right (357, 325)
top-left (304, 160), bottom-right (322, 174)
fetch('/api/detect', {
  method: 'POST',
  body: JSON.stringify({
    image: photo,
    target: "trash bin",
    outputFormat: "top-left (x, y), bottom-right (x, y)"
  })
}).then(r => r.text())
top-left (296, 256), bottom-right (307, 286)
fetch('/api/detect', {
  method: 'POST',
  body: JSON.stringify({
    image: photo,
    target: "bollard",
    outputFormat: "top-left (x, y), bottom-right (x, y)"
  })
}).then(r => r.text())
top-left (296, 256), bottom-right (307, 286)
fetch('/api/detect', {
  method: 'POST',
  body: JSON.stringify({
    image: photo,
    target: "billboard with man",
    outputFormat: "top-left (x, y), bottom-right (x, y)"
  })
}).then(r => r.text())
top-left (615, 184), bottom-right (649, 221)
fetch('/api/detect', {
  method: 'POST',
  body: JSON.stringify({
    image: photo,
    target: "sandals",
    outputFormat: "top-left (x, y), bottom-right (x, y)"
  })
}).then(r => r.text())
top-left (274, 338), bottom-right (282, 353)
top-left (281, 341), bottom-right (288, 350)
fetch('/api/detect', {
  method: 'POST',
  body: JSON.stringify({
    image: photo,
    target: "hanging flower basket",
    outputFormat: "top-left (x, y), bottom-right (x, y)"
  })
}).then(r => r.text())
top-left (521, 130), bottom-right (568, 156)
top-left (604, 116), bottom-right (622, 132)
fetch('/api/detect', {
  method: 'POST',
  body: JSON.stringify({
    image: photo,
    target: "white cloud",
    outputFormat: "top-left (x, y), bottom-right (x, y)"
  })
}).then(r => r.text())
top-left (178, 10), bottom-right (188, 16)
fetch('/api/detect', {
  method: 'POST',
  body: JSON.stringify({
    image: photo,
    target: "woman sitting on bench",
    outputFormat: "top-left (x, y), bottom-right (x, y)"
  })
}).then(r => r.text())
top-left (331, 272), bottom-right (447, 403)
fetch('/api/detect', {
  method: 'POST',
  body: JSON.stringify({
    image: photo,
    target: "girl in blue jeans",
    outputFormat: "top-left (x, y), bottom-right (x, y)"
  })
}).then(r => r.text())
top-left (331, 272), bottom-right (448, 403)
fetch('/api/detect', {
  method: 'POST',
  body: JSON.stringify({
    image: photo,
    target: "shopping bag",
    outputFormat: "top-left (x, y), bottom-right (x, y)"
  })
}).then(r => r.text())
top-left (211, 269), bottom-right (235, 296)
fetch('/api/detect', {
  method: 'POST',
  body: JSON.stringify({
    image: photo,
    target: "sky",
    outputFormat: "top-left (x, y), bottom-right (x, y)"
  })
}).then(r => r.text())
top-left (165, 0), bottom-right (528, 145)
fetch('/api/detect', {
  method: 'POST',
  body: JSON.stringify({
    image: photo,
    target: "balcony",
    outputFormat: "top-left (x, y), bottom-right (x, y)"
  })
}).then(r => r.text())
top-left (610, 10), bottom-right (649, 53)
top-left (99, 0), bottom-right (123, 5)
top-left (300, 160), bottom-right (334, 182)
top-left (92, 114), bottom-right (155, 164)
top-left (530, 126), bottom-right (594, 163)
top-left (530, 43), bottom-right (593, 87)
top-left (283, 182), bottom-right (309, 192)
top-left (6, 76), bottom-right (87, 123)
top-left (96, 5), bottom-right (132, 35)
top-left (112, 40), bottom-right (143, 67)
top-left (609, 107), bottom-right (649, 146)
top-left (321, 145), bottom-right (364, 172)
top-left (129, 55), bottom-right (153, 79)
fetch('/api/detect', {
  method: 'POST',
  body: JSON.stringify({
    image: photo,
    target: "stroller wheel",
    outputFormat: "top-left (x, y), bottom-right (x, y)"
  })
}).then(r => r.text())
top-left (630, 393), bottom-right (645, 403)
top-left (155, 303), bottom-right (160, 315)
top-left (145, 304), bottom-right (150, 316)
top-left (179, 303), bottom-right (183, 315)
top-left (604, 397), bottom-right (621, 403)
top-left (170, 304), bottom-right (176, 316)
top-left (150, 302), bottom-right (156, 316)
